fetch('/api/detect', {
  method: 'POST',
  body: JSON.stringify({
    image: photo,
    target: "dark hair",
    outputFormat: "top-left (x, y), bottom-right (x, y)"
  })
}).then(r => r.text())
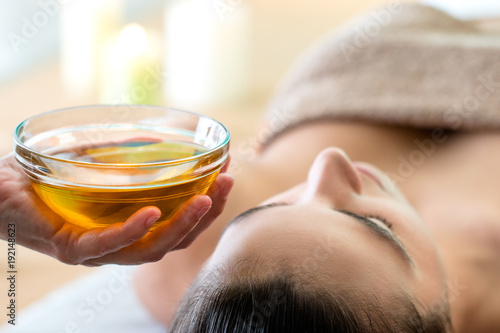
top-left (170, 265), bottom-right (453, 333)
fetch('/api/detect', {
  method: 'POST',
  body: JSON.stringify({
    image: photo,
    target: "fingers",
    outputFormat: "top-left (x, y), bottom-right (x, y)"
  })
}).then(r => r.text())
top-left (57, 207), bottom-right (161, 265)
top-left (145, 194), bottom-right (212, 249)
top-left (173, 172), bottom-right (234, 250)
top-left (91, 206), bottom-right (161, 251)
top-left (81, 195), bottom-right (212, 266)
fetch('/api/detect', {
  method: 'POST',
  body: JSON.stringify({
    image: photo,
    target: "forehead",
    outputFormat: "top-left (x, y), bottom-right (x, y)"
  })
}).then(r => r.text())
top-left (211, 205), bottom-right (412, 291)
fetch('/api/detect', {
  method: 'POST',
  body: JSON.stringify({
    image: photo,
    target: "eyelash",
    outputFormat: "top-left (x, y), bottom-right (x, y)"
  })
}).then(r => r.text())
top-left (366, 215), bottom-right (393, 229)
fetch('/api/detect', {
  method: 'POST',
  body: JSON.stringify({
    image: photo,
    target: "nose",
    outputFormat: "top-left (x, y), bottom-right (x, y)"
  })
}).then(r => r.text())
top-left (302, 148), bottom-right (362, 205)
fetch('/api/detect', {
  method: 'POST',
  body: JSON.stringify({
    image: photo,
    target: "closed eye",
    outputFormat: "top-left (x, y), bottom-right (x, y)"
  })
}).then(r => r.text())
top-left (365, 215), bottom-right (393, 230)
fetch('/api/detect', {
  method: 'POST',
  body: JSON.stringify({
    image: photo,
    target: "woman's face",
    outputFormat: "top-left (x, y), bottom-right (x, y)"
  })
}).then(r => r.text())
top-left (207, 148), bottom-right (447, 309)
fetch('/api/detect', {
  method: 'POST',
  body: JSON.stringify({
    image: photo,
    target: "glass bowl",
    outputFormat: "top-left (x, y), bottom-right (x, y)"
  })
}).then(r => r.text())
top-left (13, 105), bottom-right (230, 230)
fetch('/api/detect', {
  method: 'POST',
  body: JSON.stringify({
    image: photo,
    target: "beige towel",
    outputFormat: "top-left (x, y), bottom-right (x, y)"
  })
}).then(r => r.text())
top-left (265, 3), bottom-right (500, 133)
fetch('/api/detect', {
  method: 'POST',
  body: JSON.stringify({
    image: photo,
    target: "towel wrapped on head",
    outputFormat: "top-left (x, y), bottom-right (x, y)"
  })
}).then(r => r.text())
top-left (265, 3), bottom-right (500, 134)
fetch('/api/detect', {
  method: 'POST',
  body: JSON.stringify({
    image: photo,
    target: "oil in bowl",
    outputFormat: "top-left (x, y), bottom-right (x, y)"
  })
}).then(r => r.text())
top-left (14, 105), bottom-right (230, 230)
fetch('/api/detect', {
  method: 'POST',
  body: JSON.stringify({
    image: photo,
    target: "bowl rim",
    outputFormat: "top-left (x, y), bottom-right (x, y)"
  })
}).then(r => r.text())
top-left (13, 104), bottom-right (231, 168)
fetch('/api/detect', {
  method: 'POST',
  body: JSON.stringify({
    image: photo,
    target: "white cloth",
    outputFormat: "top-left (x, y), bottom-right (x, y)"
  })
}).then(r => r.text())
top-left (0, 266), bottom-right (166, 333)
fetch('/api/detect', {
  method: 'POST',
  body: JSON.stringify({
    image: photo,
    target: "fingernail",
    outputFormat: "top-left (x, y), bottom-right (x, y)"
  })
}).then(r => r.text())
top-left (145, 215), bottom-right (160, 228)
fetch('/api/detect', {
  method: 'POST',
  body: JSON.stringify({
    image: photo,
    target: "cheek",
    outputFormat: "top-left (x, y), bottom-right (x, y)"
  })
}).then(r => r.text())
top-left (411, 253), bottom-right (447, 309)
top-left (409, 230), bottom-right (446, 282)
top-left (385, 212), bottom-right (447, 301)
top-left (260, 183), bottom-right (307, 205)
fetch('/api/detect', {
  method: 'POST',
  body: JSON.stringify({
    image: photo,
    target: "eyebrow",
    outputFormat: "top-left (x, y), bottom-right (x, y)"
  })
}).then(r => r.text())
top-left (225, 203), bottom-right (415, 267)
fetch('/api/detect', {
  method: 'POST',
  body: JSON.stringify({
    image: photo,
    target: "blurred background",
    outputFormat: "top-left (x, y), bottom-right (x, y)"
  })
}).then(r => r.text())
top-left (1, 0), bottom-right (500, 323)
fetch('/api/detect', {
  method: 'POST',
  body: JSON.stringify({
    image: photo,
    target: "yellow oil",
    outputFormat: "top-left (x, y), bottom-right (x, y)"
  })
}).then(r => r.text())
top-left (31, 140), bottom-right (221, 230)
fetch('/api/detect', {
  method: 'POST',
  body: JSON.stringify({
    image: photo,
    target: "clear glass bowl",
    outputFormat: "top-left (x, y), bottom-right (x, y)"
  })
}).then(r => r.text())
top-left (14, 105), bottom-right (230, 230)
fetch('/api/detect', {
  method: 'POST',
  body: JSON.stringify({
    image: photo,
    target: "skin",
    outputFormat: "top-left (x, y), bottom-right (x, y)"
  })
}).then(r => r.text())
top-left (136, 122), bottom-right (500, 332)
